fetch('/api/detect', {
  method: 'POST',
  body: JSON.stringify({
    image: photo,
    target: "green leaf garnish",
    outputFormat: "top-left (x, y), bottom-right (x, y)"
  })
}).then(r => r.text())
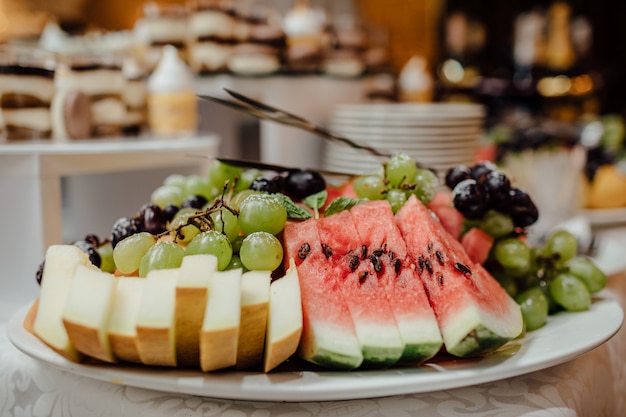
top-left (275, 194), bottom-right (312, 220)
top-left (324, 196), bottom-right (365, 216)
top-left (303, 190), bottom-right (328, 219)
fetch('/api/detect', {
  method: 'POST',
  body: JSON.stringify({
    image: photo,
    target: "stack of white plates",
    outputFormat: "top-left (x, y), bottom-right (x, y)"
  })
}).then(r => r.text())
top-left (322, 102), bottom-right (485, 176)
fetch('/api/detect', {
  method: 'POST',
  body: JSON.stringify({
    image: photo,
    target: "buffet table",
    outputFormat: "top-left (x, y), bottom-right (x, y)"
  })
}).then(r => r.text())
top-left (1, 228), bottom-right (624, 416)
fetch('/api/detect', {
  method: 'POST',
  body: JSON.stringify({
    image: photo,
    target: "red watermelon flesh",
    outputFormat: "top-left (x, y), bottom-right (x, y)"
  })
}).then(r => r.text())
top-left (461, 227), bottom-right (494, 265)
top-left (427, 203), bottom-right (464, 240)
top-left (395, 195), bottom-right (523, 358)
top-left (316, 210), bottom-right (405, 367)
top-left (283, 220), bottom-right (363, 370)
top-left (349, 200), bottom-right (443, 362)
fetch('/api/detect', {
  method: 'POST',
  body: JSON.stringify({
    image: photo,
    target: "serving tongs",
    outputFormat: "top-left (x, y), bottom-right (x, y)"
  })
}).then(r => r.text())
top-left (197, 88), bottom-right (391, 158)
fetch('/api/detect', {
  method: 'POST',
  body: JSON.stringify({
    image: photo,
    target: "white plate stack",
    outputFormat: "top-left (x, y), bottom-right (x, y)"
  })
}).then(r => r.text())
top-left (322, 102), bottom-right (486, 176)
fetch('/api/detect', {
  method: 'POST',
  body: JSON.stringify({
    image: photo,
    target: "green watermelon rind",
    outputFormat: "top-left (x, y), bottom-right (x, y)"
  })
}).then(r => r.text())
top-left (298, 323), bottom-right (364, 370)
top-left (395, 318), bottom-right (443, 363)
top-left (439, 301), bottom-right (523, 358)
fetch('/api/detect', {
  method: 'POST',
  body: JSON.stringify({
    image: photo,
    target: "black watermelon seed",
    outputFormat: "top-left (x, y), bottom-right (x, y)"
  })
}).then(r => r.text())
top-left (438, 274), bottom-right (444, 285)
top-left (428, 242), bottom-right (434, 252)
top-left (418, 255), bottom-right (426, 273)
top-left (321, 243), bottom-right (333, 259)
top-left (435, 251), bottom-right (444, 266)
top-left (424, 259), bottom-right (434, 275)
top-left (359, 271), bottom-right (368, 284)
top-left (298, 242), bottom-right (311, 260)
top-left (393, 258), bottom-right (402, 275)
top-left (361, 245), bottom-right (368, 260)
top-left (368, 254), bottom-right (383, 272)
top-left (373, 248), bottom-right (384, 257)
top-left (349, 255), bottom-right (360, 272)
top-left (454, 262), bottom-right (472, 275)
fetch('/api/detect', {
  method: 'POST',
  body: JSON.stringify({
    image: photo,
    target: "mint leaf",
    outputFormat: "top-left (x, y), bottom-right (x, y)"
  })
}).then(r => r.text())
top-left (303, 190), bottom-right (328, 219)
top-left (324, 196), bottom-right (365, 216)
top-left (275, 194), bottom-right (312, 220)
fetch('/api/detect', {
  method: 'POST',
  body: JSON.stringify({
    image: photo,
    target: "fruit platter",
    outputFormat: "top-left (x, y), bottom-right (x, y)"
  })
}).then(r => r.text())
top-left (8, 144), bottom-right (624, 400)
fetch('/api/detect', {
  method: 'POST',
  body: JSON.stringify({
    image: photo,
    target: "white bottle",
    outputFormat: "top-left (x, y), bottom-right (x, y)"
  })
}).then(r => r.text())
top-left (147, 45), bottom-right (197, 137)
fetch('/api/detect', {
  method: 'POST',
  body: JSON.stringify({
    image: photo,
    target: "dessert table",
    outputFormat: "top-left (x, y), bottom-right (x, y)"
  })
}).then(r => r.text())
top-left (1, 227), bottom-right (624, 417)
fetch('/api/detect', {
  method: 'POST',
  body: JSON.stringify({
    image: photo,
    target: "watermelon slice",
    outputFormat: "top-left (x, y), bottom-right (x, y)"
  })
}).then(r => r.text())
top-left (461, 227), bottom-right (494, 265)
top-left (349, 201), bottom-right (443, 363)
top-left (395, 195), bottom-right (523, 358)
top-left (316, 211), bottom-right (405, 367)
top-left (283, 220), bottom-right (363, 370)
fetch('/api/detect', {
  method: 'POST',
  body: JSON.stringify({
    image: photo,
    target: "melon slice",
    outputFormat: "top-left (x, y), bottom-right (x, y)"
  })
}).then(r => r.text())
top-left (263, 258), bottom-right (302, 372)
top-left (108, 276), bottom-right (145, 363)
top-left (349, 200), bottom-right (443, 362)
top-left (236, 270), bottom-right (270, 370)
top-left (62, 265), bottom-right (117, 363)
top-left (135, 268), bottom-right (179, 366)
top-left (200, 267), bottom-right (242, 372)
top-left (283, 220), bottom-right (363, 370)
top-left (176, 254), bottom-right (217, 368)
top-left (317, 210), bottom-right (405, 367)
top-left (32, 244), bottom-right (96, 362)
top-left (396, 195), bottom-right (523, 357)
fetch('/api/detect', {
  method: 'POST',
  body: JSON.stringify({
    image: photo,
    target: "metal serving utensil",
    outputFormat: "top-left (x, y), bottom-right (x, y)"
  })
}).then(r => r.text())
top-left (197, 88), bottom-right (392, 158)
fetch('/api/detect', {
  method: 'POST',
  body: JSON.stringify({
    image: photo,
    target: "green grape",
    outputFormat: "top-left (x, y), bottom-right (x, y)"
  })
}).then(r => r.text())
top-left (538, 279), bottom-right (560, 314)
top-left (210, 208), bottom-right (241, 242)
top-left (239, 231), bottom-right (284, 271)
top-left (385, 153), bottom-right (418, 187)
top-left (352, 174), bottom-right (386, 200)
top-left (185, 230), bottom-right (233, 270)
top-left (230, 189), bottom-right (256, 210)
top-left (566, 256), bottom-right (607, 294)
top-left (170, 208), bottom-right (201, 244)
top-left (386, 188), bottom-right (407, 213)
top-left (151, 185), bottom-right (184, 209)
top-left (234, 169), bottom-right (261, 192)
top-left (543, 229), bottom-right (578, 264)
top-left (231, 235), bottom-right (245, 254)
top-left (113, 232), bottom-right (156, 274)
top-left (238, 193), bottom-right (287, 235)
top-left (493, 237), bottom-right (531, 272)
top-left (492, 270), bottom-right (518, 298)
top-left (163, 173), bottom-right (187, 189)
top-left (549, 273), bottom-right (591, 312)
top-left (208, 160), bottom-right (244, 189)
top-left (479, 210), bottom-right (515, 238)
top-left (185, 175), bottom-right (216, 200)
top-left (226, 254), bottom-right (247, 271)
top-left (515, 287), bottom-right (549, 331)
top-left (411, 168), bottom-right (439, 205)
top-left (97, 241), bottom-right (116, 274)
top-left (139, 241), bottom-right (185, 277)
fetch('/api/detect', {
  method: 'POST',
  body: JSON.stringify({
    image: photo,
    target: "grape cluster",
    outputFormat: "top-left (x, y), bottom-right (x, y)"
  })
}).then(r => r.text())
top-left (445, 162), bottom-right (538, 228)
top-left (352, 153), bottom-right (439, 212)
top-left (489, 229), bottom-right (607, 331)
top-left (250, 169), bottom-right (326, 201)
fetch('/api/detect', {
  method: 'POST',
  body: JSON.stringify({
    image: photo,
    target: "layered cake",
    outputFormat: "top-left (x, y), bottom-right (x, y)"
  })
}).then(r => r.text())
top-left (282, 0), bottom-right (327, 74)
top-left (0, 48), bottom-right (56, 141)
top-left (122, 58), bottom-right (147, 135)
top-left (187, 0), bottom-right (237, 74)
top-left (135, 2), bottom-right (189, 70)
top-left (226, 21), bottom-right (285, 76)
top-left (55, 55), bottom-right (126, 137)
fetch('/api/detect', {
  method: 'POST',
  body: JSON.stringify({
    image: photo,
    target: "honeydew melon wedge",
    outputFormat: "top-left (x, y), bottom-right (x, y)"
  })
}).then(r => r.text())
top-left (199, 267), bottom-right (242, 372)
top-left (135, 268), bottom-right (179, 366)
top-left (263, 258), bottom-right (302, 372)
top-left (175, 254), bottom-right (217, 367)
top-left (236, 270), bottom-right (271, 370)
top-left (107, 277), bottom-right (145, 363)
top-left (62, 265), bottom-right (117, 363)
top-left (32, 244), bottom-right (96, 362)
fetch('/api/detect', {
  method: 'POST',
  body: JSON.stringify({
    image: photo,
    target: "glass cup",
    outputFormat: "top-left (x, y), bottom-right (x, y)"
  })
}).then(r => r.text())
top-left (0, 45), bottom-right (56, 141)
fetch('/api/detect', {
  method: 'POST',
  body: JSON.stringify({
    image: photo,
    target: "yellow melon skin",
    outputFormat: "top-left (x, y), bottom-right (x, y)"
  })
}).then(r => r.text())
top-left (586, 165), bottom-right (626, 209)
